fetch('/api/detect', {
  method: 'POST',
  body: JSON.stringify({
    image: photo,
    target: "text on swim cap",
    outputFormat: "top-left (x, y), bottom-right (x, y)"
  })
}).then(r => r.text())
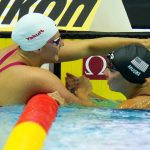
top-left (128, 65), bottom-right (141, 76)
top-left (26, 30), bottom-right (44, 40)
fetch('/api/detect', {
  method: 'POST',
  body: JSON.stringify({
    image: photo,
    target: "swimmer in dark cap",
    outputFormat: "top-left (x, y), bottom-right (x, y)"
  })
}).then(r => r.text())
top-left (106, 44), bottom-right (150, 109)
top-left (66, 44), bottom-right (150, 109)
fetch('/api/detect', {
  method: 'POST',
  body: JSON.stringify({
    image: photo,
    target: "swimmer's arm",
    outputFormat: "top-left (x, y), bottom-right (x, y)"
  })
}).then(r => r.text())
top-left (57, 38), bottom-right (150, 62)
top-left (118, 96), bottom-right (150, 109)
top-left (89, 92), bottom-right (107, 100)
top-left (32, 68), bottom-right (95, 107)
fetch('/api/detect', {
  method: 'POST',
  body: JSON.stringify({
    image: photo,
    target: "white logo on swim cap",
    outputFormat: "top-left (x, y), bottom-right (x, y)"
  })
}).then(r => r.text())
top-left (128, 65), bottom-right (141, 76)
top-left (131, 57), bottom-right (149, 73)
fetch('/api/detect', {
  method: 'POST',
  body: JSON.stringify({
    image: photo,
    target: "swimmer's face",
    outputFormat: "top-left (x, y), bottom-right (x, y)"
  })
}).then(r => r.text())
top-left (104, 53), bottom-right (127, 92)
top-left (42, 32), bottom-right (64, 61)
top-left (103, 68), bottom-right (127, 92)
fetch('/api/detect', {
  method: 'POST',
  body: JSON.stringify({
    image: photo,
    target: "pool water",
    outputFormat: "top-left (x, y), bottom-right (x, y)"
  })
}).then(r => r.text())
top-left (0, 105), bottom-right (150, 150)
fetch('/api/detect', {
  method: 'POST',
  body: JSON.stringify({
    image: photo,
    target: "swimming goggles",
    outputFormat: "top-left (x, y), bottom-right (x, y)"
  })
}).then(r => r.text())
top-left (106, 52), bottom-right (117, 71)
top-left (47, 37), bottom-right (61, 46)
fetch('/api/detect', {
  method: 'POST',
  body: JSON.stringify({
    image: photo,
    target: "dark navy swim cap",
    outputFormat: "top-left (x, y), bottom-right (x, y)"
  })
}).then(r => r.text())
top-left (107, 44), bottom-right (150, 84)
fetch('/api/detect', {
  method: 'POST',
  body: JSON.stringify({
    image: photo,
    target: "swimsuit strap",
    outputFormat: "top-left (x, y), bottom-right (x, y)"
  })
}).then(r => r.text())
top-left (0, 62), bottom-right (26, 72)
top-left (0, 48), bottom-right (17, 65)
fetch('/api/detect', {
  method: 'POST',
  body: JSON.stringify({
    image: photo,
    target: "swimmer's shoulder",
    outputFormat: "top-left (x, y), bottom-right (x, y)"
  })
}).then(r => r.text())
top-left (119, 96), bottom-right (150, 109)
top-left (22, 66), bottom-right (63, 93)
top-left (14, 65), bottom-right (52, 76)
top-left (18, 66), bottom-right (56, 82)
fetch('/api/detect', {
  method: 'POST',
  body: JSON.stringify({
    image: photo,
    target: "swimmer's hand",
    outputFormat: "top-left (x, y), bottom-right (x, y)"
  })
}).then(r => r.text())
top-left (48, 91), bottom-right (67, 106)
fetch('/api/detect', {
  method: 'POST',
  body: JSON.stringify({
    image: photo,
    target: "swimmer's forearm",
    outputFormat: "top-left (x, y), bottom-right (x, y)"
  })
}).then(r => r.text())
top-left (65, 92), bottom-right (95, 107)
top-left (88, 37), bottom-right (150, 55)
top-left (58, 38), bottom-right (150, 63)
top-left (89, 92), bottom-right (107, 100)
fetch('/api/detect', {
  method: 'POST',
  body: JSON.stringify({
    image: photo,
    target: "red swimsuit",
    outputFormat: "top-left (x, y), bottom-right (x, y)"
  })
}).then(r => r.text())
top-left (0, 49), bottom-right (26, 72)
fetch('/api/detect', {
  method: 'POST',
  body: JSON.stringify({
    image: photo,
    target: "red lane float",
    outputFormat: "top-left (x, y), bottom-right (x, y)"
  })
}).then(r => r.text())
top-left (3, 94), bottom-right (59, 150)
